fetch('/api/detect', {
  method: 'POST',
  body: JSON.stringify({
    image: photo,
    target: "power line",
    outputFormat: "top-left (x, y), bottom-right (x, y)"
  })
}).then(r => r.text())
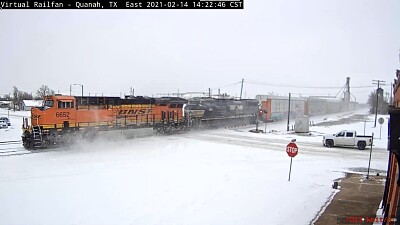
top-left (335, 84), bottom-right (347, 98)
top-left (351, 90), bottom-right (373, 94)
top-left (245, 79), bottom-right (374, 89)
top-left (211, 81), bottom-right (242, 90)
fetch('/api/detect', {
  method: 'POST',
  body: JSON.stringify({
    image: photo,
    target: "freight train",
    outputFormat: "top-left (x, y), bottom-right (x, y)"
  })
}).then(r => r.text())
top-left (185, 98), bottom-right (259, 128)
top-left (256, 95), bottom-right (359, 121)
top-left (22, 95), bottom-right (258, 149)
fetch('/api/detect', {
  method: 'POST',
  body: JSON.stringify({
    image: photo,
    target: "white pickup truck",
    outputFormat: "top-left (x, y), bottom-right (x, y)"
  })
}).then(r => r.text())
top-left (323, 130), bottom-right (372, 150)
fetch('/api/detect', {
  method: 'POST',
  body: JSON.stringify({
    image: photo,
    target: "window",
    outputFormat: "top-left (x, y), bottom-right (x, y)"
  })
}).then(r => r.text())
top-left (337, 132), bottom-right (345, 137)
top-left (44, 100), bottom-right (54, 108)
top-left (58, 101), bottom-right (74, 109)
top-left (346, 132), bottom-right (354, 137)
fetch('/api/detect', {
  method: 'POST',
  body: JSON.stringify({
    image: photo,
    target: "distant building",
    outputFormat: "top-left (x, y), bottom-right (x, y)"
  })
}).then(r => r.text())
top-left (382, 69), bottom-right (400, 223)
top-left (20, 100), bottom-right (43, 111)
top-left (0, 101), bottom-right (11, 109)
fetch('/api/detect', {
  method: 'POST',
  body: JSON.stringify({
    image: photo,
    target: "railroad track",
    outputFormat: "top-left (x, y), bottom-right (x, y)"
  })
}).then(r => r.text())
top-left (0, 140), bottom-right (73, 157)
top-left (0, 140), bottom-right (32, 157)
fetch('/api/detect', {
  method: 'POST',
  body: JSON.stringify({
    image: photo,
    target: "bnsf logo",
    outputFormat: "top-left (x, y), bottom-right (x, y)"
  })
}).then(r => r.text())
top-left (118, 109), bottom-right (153, 115)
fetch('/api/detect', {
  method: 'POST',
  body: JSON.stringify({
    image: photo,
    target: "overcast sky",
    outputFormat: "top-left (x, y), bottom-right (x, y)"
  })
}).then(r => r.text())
top-left (1, 0), bottom-right (399, 103)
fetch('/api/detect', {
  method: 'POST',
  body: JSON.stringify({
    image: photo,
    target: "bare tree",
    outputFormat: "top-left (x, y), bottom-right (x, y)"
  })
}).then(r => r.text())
top-left (11, 86), bottom-right (33, 111)
top-left (36, 85), bottom-right (55, 100)
top-left (4, 94), bottom-right (11, 101)
top-left (12, 86), bottom-right (20, 111)
top-left (20, 92), bottom-right (33, 100)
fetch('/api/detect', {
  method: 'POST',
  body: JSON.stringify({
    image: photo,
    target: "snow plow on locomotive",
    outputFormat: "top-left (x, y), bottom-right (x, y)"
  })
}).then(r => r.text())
top-left (22, 95), bottom-right (259, 149)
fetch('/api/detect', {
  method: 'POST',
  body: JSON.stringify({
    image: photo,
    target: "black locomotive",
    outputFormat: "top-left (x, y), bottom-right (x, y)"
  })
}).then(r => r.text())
top-left (185, 98), bottom-right (259, 128)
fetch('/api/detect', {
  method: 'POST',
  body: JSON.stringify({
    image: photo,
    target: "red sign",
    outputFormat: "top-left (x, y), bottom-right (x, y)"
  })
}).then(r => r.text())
top-left (286, 142), bottom-right (298, 157)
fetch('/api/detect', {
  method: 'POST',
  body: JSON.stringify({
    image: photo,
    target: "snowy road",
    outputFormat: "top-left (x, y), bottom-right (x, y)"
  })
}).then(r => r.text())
top-left (183, 129), bottom-right (388, 161)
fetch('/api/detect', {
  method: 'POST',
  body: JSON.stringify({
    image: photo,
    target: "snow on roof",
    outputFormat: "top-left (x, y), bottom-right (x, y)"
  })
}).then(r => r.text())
top-left (255, 95), bottom-right (307, 101)
top-left (22, 100), bottom-right (43, 107)
top-left (256, 95), bottom-right (343, 102)
top-left (308, 96), bottom-right (342, 102)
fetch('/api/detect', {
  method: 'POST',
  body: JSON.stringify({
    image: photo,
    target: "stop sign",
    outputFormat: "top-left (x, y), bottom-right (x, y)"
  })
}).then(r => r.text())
top-left (286, 142), bottom-right (298, 157)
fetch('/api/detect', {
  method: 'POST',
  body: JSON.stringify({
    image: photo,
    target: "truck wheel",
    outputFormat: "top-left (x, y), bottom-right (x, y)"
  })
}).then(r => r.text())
top-left (326, 140), bottom-right (334, 147)
top-left (357, 141), bottom-right (366, 150)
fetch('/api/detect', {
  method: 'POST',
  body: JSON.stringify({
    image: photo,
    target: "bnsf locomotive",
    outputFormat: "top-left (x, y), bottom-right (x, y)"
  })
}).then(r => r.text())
top-left (22, 95), bottom-right (258, 149)
top-left (22, 95), bottom-right (187, 149)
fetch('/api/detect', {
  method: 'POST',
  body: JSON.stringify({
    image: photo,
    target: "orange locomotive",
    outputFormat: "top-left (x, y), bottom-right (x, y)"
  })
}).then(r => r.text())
top-left (22, 95), bottom-right (187, 149)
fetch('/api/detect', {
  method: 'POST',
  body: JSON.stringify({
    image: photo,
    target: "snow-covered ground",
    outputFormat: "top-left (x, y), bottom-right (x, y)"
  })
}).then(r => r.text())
top-left (0, 109), bottom-right (31, 156)
top-left (0, 109), bottom-right (30, 141)
top-left (227, 107), bottom-right (389, 150)
top-left (0, 108), bottom-right (389, 225)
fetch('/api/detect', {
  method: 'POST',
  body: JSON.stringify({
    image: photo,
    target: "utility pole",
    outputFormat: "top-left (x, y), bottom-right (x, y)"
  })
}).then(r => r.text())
top-left (344, 77), bottom-right (351, 111)
top-left (240, 78), bottom-right (244, 100)
top-left (390, 82), bottom-right (393, 105)
top-left (287, 93), bottom-right (291, 131)
top-left (130, 87), bottom-right (135, 97)
top-left (372, 80), bottom-right (385, 127)
top-left (81, 85), bottom-right (83, 105)
top-left (208, 88), bottom-right (211, 98)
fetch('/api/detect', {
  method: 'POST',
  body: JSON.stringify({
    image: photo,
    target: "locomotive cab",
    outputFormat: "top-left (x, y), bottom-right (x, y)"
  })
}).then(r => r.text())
top-left (31, 95), bottom-right (77, 129)
top-left (22, 95), bottom-right (78, 149)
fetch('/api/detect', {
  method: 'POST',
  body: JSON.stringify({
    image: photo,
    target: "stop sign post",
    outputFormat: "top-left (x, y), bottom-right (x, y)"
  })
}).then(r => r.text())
top-left (286, 142), bottom-right (298, 181)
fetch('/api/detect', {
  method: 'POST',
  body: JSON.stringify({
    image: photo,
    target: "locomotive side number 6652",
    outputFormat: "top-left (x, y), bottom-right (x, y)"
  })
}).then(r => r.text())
top-left (56, 112), bottom-right (70, 118)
